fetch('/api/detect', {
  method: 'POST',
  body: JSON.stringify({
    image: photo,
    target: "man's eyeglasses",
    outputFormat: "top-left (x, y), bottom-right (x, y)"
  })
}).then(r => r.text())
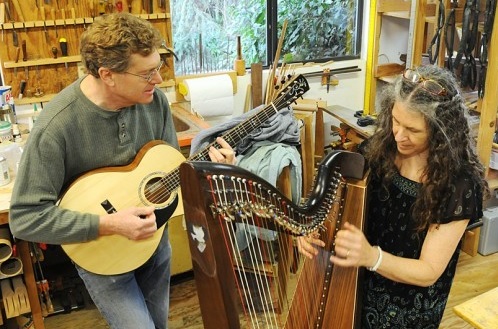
top-left (123, 60), bottom-right (164, 83)
top-left (402, 68), bottom-right (447, 97)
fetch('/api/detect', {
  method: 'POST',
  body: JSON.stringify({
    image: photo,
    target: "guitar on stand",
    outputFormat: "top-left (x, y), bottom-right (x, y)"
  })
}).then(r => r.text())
top-left (59, 74), bottom-right (309, 275)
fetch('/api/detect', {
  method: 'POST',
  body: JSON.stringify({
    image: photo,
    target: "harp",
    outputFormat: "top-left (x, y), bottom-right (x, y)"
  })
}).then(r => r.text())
top-left (179, 150), bottom-right (368, 329)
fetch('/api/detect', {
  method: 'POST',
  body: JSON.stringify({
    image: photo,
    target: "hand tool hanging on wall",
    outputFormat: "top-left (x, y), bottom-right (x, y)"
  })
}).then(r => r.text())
top-left (478, 0), bottom-right (497, 98)
top-left (51, 46), bottom-right (58, 59)
top-left (43, 21), bottom-right (50, 43)
top-left (60, 37), bottom-right (69, 72)
top-left (4, 3), bottom-right (19, 52)
top-left (19, 80), bottom-right (26, 99)
top-left (21, 39), bottom-right (27, 61)
top-left (12, 21), bottom-right (20, 76)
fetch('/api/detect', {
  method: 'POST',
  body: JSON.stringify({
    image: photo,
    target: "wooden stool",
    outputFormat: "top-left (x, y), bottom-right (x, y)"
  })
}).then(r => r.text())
top-left (453, 286), bottom-right (498, 328)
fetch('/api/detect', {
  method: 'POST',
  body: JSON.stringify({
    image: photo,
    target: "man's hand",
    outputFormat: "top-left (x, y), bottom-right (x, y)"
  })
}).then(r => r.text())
top-left (99, 206), bottom-right (157, 240)
top-left (208, 137), bottom-right (236, 164)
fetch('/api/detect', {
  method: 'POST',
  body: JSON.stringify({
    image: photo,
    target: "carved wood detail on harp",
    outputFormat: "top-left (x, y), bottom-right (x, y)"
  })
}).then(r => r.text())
top-left (179, 150), bottom-right (368, 329)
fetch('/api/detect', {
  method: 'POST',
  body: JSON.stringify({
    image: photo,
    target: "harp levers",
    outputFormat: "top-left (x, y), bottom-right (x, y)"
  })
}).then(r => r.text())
top-left (179, 150), bottom-right (368, 329)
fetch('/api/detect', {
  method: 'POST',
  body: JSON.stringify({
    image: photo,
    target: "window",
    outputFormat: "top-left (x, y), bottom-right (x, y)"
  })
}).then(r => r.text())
top-left (171, 0), bottom-right (363, 76)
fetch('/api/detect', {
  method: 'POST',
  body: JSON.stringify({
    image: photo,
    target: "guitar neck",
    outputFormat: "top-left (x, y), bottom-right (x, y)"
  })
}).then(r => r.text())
top-left (169, 74), bottom-right (309, 190)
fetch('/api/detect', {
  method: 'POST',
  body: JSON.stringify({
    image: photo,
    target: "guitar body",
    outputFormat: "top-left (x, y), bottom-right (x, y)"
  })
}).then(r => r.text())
top-left (60, 141), bottom-right (186, 275)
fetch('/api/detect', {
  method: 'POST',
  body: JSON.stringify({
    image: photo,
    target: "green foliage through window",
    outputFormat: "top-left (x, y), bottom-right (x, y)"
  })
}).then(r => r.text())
top-left (171, 0), bottom-right (362, 75)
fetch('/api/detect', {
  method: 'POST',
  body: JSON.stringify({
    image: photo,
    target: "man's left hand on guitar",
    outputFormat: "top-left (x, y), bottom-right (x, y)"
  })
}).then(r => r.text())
top-left (208, 137), bottom-right (236, 164)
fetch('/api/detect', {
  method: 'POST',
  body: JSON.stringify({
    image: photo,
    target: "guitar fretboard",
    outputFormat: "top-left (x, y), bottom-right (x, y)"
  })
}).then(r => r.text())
top-left (160, 74), bottom-right (309, 193)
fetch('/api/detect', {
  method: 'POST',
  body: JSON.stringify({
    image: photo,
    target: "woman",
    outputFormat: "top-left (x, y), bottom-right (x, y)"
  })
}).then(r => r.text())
top-left (298, 65), bottom-right (488, 328)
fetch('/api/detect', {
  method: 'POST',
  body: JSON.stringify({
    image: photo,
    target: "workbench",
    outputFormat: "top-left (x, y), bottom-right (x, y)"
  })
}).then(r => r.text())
top-left (324, 104), bottom-right (375, 139)
top-left (453, 286), bottom-right (498, 329)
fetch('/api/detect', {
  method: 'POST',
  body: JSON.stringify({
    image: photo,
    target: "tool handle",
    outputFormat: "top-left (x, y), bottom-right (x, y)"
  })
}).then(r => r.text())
top-left (22, 40), bottom-right (27, 61)
top-left (51, 47), bottom-right (58, 59)
top-left (15, 47), bottom-right (20, 63)
top-left (59, 38), bottom-right (68, 56)
top-left (12, 29), bottom-right (18, 47)
top-left (19, 79), bottom-right (26, 99)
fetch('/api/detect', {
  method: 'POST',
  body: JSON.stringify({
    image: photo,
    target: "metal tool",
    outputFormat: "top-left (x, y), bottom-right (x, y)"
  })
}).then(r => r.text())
top-left (59, 37), bottom-right (69, 72)
top-left (21, 39), bottom-right (27, 61)
top-left (30, 243), bottom-right (54, 315)
top-left (43, 21), bottom-right (49, 42)
top-left (19, 80), bottom-right (27, 99)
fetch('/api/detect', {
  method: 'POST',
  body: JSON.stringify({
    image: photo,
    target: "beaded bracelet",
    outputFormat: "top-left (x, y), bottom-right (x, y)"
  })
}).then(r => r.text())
top-left (367, 245), bottom-right (383, 272)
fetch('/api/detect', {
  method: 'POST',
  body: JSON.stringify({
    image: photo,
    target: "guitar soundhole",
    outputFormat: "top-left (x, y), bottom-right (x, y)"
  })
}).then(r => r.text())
top-left (144, 177), bottom-right (170, 204)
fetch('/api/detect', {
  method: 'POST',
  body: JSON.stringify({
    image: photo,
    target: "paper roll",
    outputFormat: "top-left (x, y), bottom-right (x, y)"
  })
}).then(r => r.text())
top-left (181, 74), bottom-right (234, 118)
top-left (0, 257), bottom-right (23, 279)
top-left (0, 228), bottom-right (12, 263)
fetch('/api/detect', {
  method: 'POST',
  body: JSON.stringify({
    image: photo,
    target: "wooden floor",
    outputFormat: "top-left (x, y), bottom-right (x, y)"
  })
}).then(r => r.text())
top-left (39, 251), bottom-right (498, 329)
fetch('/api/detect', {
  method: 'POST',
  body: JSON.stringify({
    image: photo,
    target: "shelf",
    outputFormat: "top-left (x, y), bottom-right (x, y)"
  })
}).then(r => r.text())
top-left (0, 13), bottom-right (171, 30)
top-left (13, 79), bottom-right (176, 105)
top-left (378, 75), bottom-right (398, 84)
top-left (4, 56), bottom-right (82, 69)
top-left (487, 169), bottom-right (498, 191)
top-left (3, 48), bottom-right (175, 69)
top-left (384, 11), bottom-right (410, 19)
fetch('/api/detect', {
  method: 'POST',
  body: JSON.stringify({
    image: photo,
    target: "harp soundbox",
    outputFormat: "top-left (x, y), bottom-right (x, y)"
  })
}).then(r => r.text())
top-left (179, 150), bottom-right (368, 328)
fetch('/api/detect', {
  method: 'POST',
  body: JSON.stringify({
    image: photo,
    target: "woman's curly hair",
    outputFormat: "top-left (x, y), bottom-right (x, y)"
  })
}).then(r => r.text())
top-left (80, 12), bottom-right (163, 78)
top-left (364, 65), bottom-right (488, 231)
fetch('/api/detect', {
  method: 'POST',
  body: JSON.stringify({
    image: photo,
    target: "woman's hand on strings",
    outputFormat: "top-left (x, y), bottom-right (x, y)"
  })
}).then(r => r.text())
top-left (329, 222), bottom-right (374, 268)
top-left (208, 137), bottom-right (236, 164)
top-left (297, 232), bottom-right (325, 259)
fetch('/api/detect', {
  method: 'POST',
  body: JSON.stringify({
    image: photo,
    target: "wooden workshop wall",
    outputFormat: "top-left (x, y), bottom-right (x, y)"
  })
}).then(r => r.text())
top-left (0, 0), bottom-right (174, 104)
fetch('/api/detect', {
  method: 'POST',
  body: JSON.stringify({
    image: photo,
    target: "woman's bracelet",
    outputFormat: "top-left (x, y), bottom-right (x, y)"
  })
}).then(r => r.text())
top-left (367, 245), bottom-right (383, 272)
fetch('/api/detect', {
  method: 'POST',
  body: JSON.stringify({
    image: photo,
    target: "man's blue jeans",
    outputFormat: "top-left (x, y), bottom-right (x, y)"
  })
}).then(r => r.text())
top-left (76, 229), bottom-right (172, 329)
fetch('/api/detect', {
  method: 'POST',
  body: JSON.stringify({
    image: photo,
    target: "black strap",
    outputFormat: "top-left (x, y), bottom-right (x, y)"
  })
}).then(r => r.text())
top-left (444, 7), bottom-right (456, 71)
top-left (478, 0), bottom-right (497, 98)
top-left (453, 0), bottom-right (476, 72)
top-left (461, 55), bottom-right (477, 89)
top-left (428, 0), bottom-right (445, 64)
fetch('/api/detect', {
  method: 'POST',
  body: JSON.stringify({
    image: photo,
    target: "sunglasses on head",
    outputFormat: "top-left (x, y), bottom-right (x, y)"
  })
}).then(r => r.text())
top-left (402, 68), bottom-right (448, 97)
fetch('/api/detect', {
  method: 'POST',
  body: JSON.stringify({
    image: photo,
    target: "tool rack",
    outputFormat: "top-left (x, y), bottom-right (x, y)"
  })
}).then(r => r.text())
top-left (0, 0), bottom-right (175, 105)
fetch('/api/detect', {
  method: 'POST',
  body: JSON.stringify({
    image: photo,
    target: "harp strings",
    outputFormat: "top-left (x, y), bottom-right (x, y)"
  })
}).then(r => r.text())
top-left (205, 170), bottom-right (346, 328)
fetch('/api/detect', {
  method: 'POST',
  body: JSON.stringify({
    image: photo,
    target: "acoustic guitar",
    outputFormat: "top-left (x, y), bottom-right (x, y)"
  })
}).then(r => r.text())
top-left (59, 74), bottom-right (309, 275)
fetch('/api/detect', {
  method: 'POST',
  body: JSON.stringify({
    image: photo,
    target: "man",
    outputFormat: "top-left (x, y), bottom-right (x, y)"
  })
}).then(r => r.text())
top-left (9, 13), bottom-right (234, 329)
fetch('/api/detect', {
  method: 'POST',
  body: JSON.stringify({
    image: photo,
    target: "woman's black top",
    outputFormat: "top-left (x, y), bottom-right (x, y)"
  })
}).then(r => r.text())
top-left (361, 172), bottom-right (482, 329)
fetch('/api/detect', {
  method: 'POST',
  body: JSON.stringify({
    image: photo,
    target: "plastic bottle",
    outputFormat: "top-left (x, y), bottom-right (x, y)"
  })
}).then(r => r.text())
top-left (12, 124), bottom-right (22, 143)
